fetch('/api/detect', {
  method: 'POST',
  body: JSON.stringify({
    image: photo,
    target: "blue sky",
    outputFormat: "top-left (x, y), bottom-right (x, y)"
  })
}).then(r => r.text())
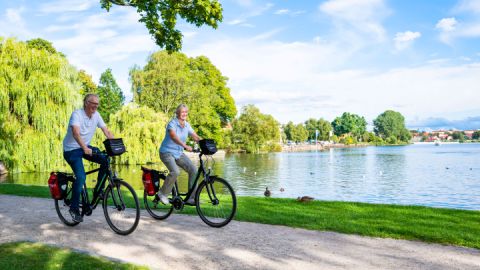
top-left (1, 0), bottom-right (479, 130)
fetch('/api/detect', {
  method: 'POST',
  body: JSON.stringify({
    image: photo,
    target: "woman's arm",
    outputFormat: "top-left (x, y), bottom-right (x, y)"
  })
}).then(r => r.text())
top-left (169, 129), bottom-right (192, 151)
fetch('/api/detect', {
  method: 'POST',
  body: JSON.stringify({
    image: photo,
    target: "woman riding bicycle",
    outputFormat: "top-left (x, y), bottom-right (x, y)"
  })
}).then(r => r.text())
top-left (62, 93), bottom-right (114, 222)
top-left (157, 104), bottom-right (201, 205)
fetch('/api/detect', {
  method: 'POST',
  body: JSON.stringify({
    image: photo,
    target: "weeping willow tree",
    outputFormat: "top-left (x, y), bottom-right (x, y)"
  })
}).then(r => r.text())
top-left (91, 103), bottom-right (168, 165)
top-left (0, 37), bottom-right (82, 172)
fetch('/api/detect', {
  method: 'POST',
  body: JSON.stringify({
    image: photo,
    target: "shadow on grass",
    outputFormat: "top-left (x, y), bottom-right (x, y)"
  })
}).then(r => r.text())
top-left (0, 241), bottom-right (147, 270)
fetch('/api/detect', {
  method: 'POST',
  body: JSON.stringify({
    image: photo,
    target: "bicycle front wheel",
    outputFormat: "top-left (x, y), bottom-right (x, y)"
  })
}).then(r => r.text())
top-left (55, 181), bottom-right (79, 227)
top-left (103, 180), bottom-right (140, 235)
top-left (196, 176), bottom-right (237, 228)
top-left (144, 190), bottom-right (174, 220)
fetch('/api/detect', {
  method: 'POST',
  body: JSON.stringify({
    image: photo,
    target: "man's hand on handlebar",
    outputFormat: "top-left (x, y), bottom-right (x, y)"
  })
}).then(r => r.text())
top-left (83, 147), bottom-right (93, 156)
top-left (184, 145), bottom-right (193, 152)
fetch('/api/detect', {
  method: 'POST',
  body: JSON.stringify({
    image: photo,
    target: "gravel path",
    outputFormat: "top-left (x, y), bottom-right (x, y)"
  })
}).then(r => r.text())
top-left (0, 195), bottom-right (479, 270)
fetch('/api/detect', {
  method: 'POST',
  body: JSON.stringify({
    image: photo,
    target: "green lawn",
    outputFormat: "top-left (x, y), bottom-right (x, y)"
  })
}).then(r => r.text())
top-left (1, 183), bottom-right (479, 249)
top-left (0, 241), bottom-right (148, 270)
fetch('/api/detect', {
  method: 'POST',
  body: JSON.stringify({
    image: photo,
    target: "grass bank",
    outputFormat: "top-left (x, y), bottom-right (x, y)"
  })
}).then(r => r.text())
top-left (1, 183), bottom-right (479, 249)
top-left (0, 241), bottom-right (148, 270)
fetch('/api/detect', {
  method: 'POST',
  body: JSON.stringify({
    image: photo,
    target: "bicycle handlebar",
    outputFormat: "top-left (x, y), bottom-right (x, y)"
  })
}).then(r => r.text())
top-left (91, 149), bottom-right (108, 156)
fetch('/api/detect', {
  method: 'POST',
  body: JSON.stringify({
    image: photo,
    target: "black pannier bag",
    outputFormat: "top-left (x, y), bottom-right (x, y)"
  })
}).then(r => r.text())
top-left (48, 172), bottom-right (70, 199)
top-left (199, 139), bottom-right (217, 155)
top-left (103, 138), bottom-right (126, 156)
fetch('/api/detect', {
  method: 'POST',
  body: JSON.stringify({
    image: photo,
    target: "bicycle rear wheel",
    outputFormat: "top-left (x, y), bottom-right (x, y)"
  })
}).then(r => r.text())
top-left (196, 176), bottom-right (237, 228)
top-left (103, 180), bottom-right (140, 235)
top-left (54, 181), bottom-right (79, 227)
top-left (144, 190), bottom-right (174, 220)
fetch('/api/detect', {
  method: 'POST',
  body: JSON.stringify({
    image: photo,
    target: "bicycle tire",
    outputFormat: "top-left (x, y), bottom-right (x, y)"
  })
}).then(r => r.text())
top-left (103, 180), bottom-right (140, 235)
top-left (54, 181), bottom-right (80, 227)
top-left (196, 176), bottom-right (237, 228)
top-left (144, 190), bottom-right (174, 220)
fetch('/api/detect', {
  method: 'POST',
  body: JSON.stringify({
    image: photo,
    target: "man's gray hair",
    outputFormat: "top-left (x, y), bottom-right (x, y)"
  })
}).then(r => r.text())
top-left (175, 104), bottom-right (188, 116)
top-left (83, 93), bottom-right (99, 108)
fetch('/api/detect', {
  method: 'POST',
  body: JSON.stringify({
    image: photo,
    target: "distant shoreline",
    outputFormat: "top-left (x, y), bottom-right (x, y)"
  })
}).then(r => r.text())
top-left (282, 143), bottom-right (370, 152)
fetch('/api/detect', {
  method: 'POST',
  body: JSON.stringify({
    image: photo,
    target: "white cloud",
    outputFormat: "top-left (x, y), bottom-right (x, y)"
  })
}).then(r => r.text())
top-left (274, 9), bottom-right (289, 15)
top-left (394, 31), bottom-right (421, 51)
top-left (436, 17), bottom-right (457, 32)
top-left (319, 0), bottom-right (390, 42)
top-left (455, 0), bottom-right (480, 14)
top-left (38, 0), bottom-right (97, 14)
top-left (227, 2), bottom-right (274, 28)
top-left (227, 19), bottom-right (245, 25)
top-left (436, 17), bottom-right (480, 44)
top-left (0, 7), bottom-right (30, 38)
top-left (185, 35), bottom-right (480, 124)
top-left (46, 8), bottom-right (156, 98)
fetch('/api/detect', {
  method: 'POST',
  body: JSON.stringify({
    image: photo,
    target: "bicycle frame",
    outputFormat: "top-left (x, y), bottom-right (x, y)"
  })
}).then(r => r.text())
top-left (171, 152), bottom-right (214, 202)
top-left (77, 153), bottom-right (124, 214)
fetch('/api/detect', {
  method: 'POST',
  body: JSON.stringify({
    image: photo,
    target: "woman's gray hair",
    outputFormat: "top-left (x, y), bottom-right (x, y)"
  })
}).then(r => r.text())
top-left (175, 104), bottom-right (188, 117)
top-left (83, 93), bottom-right (99, 108)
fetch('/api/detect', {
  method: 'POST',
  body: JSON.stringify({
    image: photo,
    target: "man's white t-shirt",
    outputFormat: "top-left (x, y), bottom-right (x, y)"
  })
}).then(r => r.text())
top-left (63, 109), bottom-right (106, 152)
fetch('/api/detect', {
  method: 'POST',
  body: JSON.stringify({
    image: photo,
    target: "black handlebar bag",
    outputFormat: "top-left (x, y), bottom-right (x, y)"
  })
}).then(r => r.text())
top-left (103, 138), bottom-right (126, 156)
top-left (199, 139), bottom-right (217, 155)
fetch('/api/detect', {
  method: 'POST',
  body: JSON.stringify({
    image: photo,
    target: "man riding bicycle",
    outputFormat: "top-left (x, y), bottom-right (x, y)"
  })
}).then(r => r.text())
top-left (62, 94), bottom-right (114, 222)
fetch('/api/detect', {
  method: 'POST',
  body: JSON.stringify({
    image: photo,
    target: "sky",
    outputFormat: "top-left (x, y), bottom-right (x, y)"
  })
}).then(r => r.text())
top-left (1, 0), bottom-right (479, 131)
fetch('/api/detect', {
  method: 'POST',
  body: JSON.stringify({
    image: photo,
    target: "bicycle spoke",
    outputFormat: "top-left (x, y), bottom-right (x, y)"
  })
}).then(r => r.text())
top-left (103, 180), bottom-right (140, 235)
top-left (196, 177), bottom-right (236, 227)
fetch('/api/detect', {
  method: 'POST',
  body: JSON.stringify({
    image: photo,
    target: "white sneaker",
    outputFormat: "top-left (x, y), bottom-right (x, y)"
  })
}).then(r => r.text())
top-left (158, 193), bottom-right (169, 205)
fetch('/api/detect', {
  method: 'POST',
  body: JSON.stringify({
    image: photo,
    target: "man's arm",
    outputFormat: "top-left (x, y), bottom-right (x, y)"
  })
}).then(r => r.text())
top-left (101, 126), bottom-right (114, 139)
top-left (72, 125), bottom-right (92, 156)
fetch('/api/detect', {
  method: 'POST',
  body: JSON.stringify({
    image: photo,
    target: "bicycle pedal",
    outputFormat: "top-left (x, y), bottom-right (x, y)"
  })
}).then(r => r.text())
top-left (152, 194), bottom-right (160, 203)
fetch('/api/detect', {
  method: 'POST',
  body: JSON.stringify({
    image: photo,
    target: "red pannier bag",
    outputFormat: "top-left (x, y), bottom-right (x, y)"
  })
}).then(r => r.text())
top-left (48, 172), bottom-right (69, 199)
top-left (141, 167), bottom-right (164, 196)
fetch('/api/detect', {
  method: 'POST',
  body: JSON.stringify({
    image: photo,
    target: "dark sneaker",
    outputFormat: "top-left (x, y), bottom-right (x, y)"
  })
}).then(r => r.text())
top-left (69, 208), bottom-right (83, 223)
top-left (152, 194), bottom-right (160, 204)
top-left (185, 198), bottom-right (195, 205)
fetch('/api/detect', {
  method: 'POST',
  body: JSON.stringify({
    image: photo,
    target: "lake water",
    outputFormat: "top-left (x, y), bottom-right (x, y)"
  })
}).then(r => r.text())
top-left (3, 144), bottom-right (480, 210)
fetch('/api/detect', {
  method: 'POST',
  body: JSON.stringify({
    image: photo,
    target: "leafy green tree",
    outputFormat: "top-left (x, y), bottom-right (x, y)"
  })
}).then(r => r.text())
top-left (0, 37), bottom-right (82, 172)
top-left (92, 103), bottom-right (168, 165)
top-left (291, 124), bottom-right (308, 143)
top-left (26, 38), bottom-right (58, 54)
top-left (340, 135), bottom-right (357, 145)
top-left (317, 119), bottom-right (332, 141)
top-left (283, 121), bottom-right (295, 141)
top-left (304, 118), bottom-right (318, 140)
top-left (130, 51), bottom-right (236, 145)
top-left (473, 131), bottom-right (480, 140)
top-left (100, 0), bottom-right (223, 52)
top-left (130, 51), bottom-right (191, 115)
top-left (452, 131), bottom-right (465, 142)
top-left (300, 118), bottom-right (332, 142)
top-left (373, 110), bottom-right (411, 142)
top-left (331, 112), bottom-right (367, 139)
top-left (232, 105), bottom-right (280, 153)
top-left (97, 68), bottom-right (125, 122)
top-left (189, 56), bottom-right (236, 124)
top-left (78, 70), bottom-right (97, 95)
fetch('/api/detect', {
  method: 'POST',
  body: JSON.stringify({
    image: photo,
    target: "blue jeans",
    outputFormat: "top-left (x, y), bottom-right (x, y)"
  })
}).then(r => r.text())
top-left (63, 146), bottom-right (108, 211)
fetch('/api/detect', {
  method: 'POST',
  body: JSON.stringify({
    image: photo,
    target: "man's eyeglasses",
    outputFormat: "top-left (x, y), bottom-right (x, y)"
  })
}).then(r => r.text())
top-left (87, 100), bottom-right (99, 106)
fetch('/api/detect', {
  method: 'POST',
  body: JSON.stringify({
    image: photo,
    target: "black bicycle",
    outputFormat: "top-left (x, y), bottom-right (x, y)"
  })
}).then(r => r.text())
top-left (142, 139), bottom-right (236, 228)
top-left (52, 140), bottom-right (140, 235)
